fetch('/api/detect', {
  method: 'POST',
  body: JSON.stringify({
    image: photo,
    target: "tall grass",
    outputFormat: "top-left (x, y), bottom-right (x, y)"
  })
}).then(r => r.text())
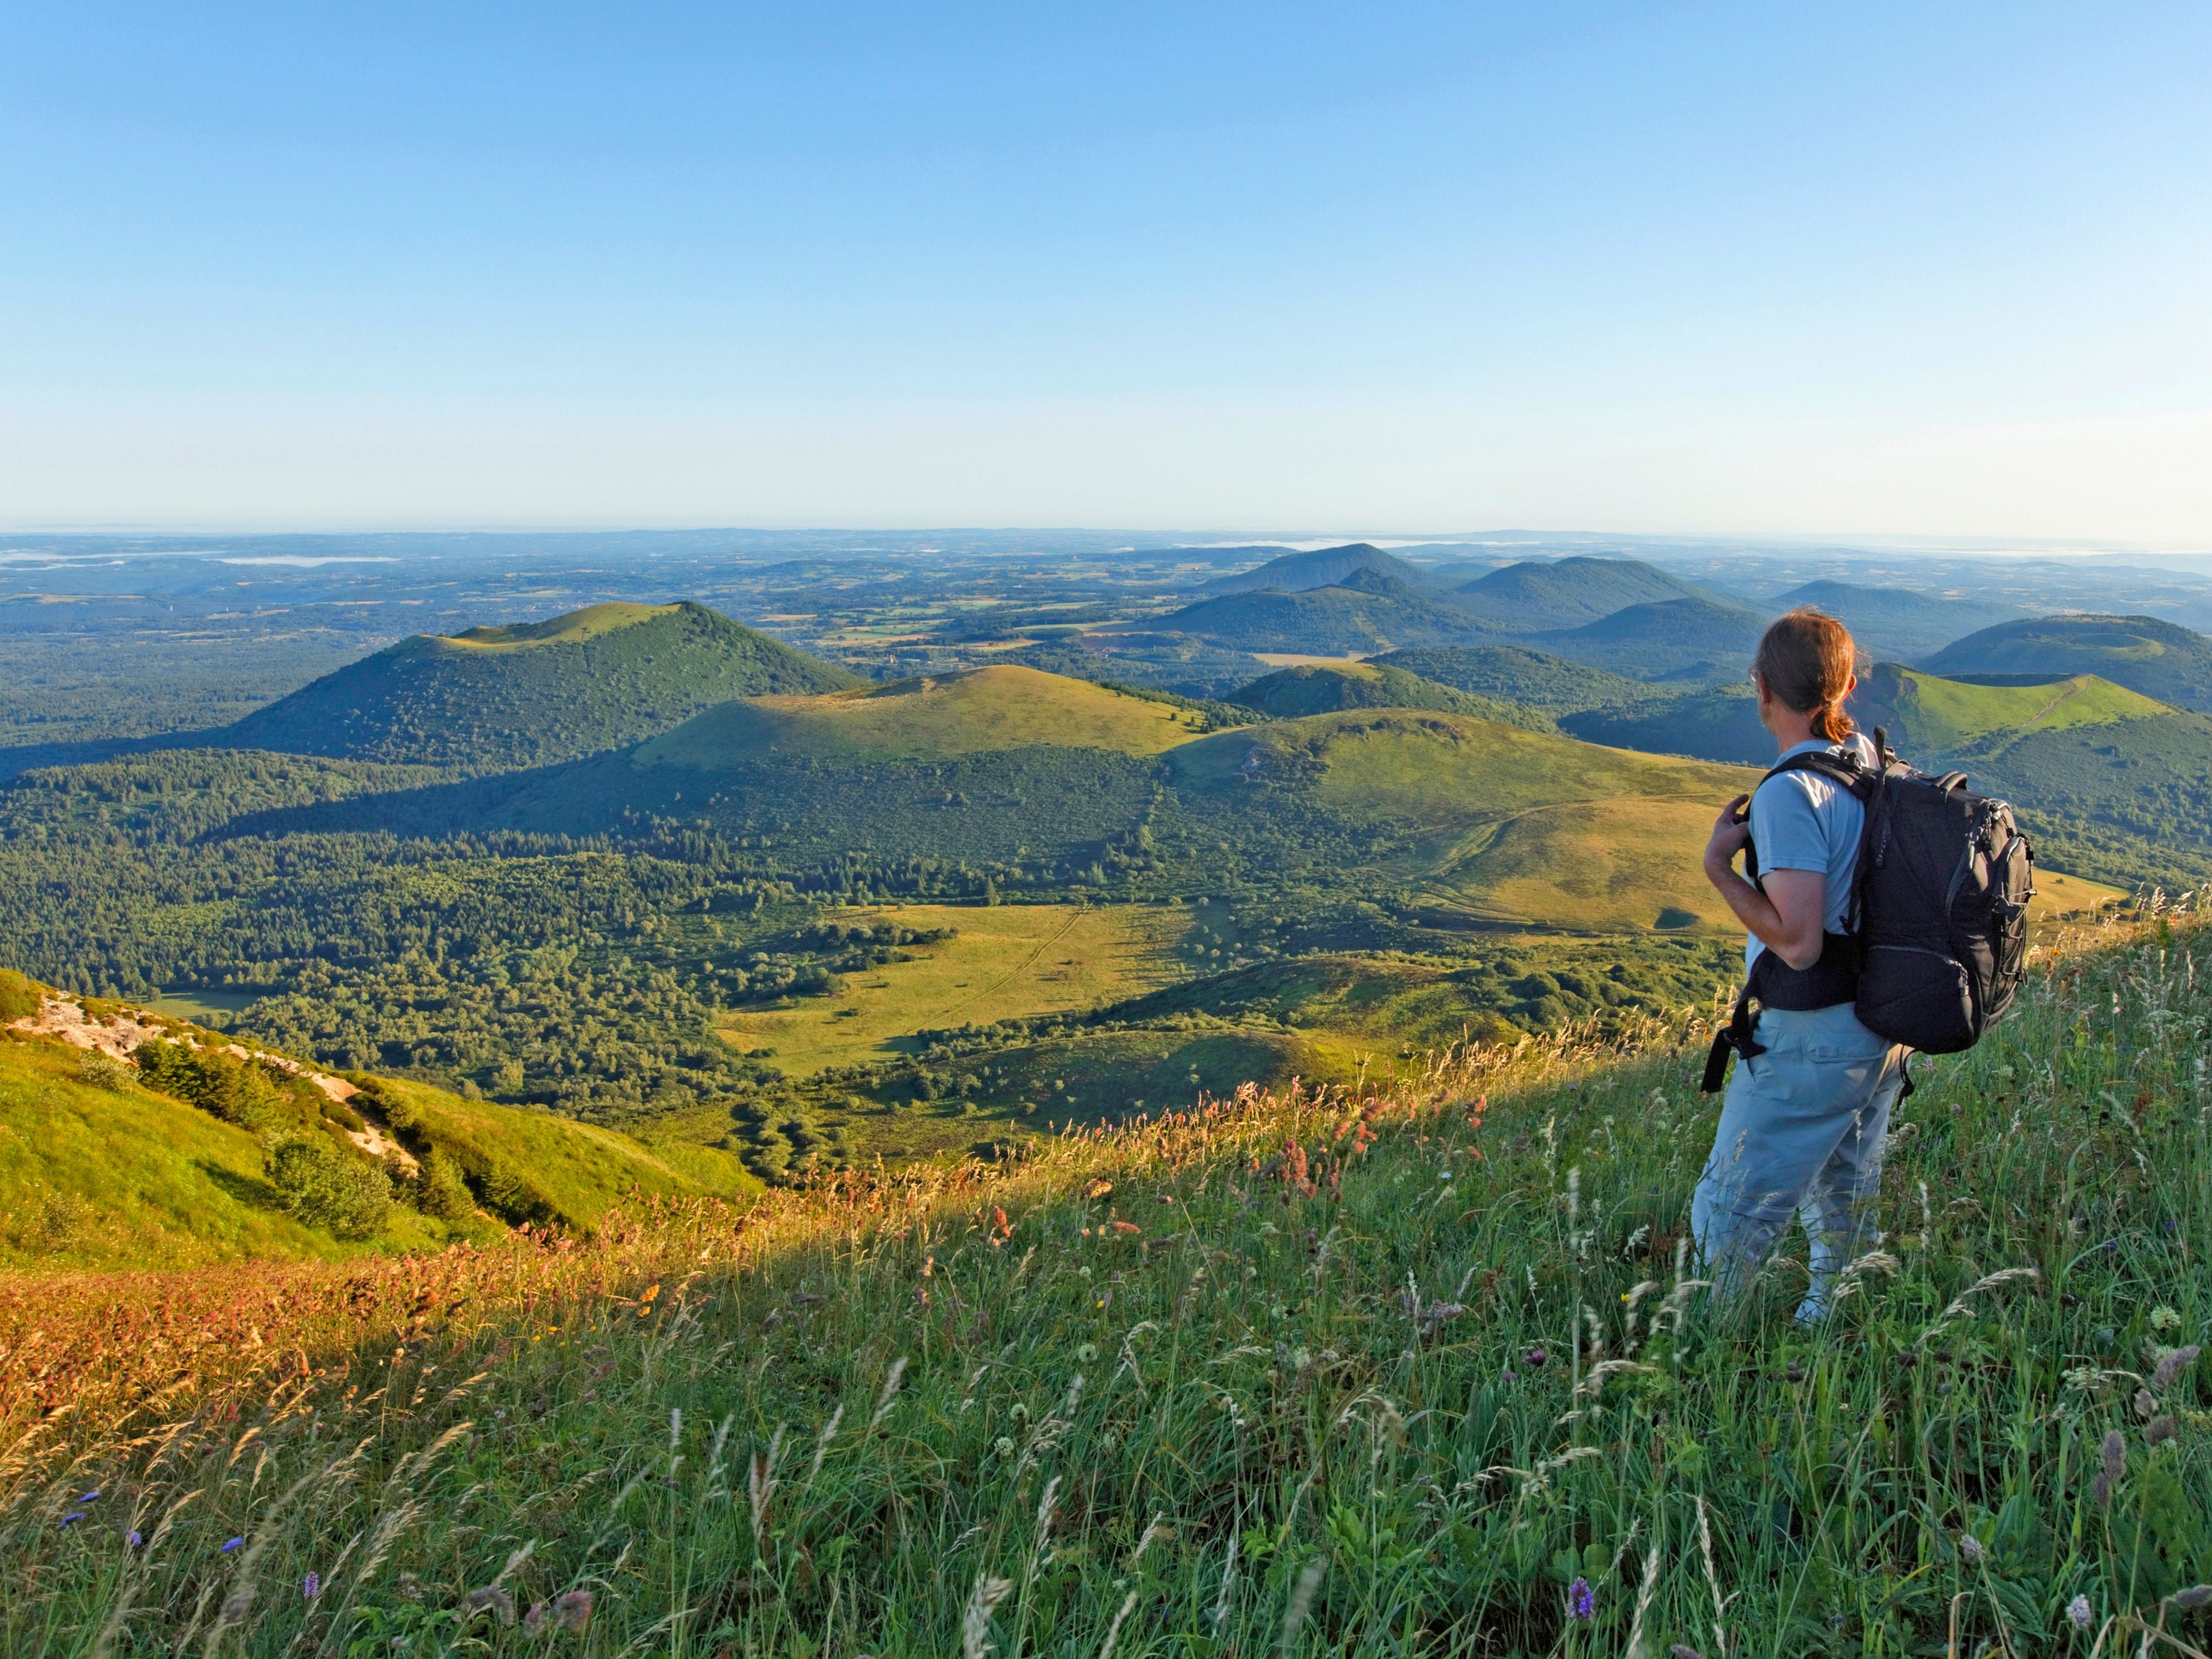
top-left (3, 909), bottom-right (2209, 1656)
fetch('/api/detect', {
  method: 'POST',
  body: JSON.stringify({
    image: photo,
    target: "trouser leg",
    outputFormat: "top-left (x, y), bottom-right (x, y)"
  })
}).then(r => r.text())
top-left (1795, 1044), bottom-right (1906, 1320)
top-left (1692, 1012), bottom-right (1901, 1308)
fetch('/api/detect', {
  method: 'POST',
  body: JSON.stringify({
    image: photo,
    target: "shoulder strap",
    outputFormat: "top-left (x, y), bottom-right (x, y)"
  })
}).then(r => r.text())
top-left (1759, 747), bottom-right (1872, 798)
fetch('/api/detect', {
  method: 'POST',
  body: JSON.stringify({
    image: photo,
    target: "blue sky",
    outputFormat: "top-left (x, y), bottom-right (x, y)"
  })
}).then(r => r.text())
top-left (4, 2), bottom-right (2209, 535)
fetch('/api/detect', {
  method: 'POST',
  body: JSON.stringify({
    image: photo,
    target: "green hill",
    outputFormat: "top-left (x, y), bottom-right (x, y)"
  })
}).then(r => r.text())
top-left (1532, 595), bottom-right (1769, 681)
top-left (1564, 663), bottom-right (2212, 888)
top-left (1368, 646), bottom-right (1666, 715)
top-left (1769, 579), bottom-right (2025, 661)
top-left (1169, 709), bottom-right (1765, 932)
top-left (1919, 613), bottom-right (2212, 714)
top-left (1226, 661), bottom-right (1553, 730)
top-left (219, 600), bottom-right (861, 770)
top-left (0, 972), bottom-right (759, 1270)
top-left (1195, 542), bottom-right (1443, 595)
top-left (1159, 570), bottom-right (1495, 654)
top-left (634, 664), bottom-right (1212, 767)
top-left (1450, 556), bottom-right (1735, 630)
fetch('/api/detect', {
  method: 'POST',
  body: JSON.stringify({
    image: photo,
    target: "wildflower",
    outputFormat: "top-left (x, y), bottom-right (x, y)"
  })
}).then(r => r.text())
top-left (1525, 1348), bottom-right (1548, 1368)
top-left (554, 1589), bottom-right (594, 1632)
top-left (995, 1437), bottom-right (1015, 1456)
top-left (60, 1513), bottom-right (85, 1526)
top-left (2153, 1344), bottom-right (2201, 1391)
top-left (304, 1571), bottom-right (321, 1600)
top-left (221, 1537), bottom-right (244, 1553)
top-left (460, 1586), bottom-right (516, 1626)
top-left (523, 1602), bottom-right (548, 1637)
top-left (2068, 1595), bottom-right (2093, 1630)
top-left (1567, 1576), bottom-right (1595, 1619)
top-left (2148, 1414), bottom-right (2178, 1447)
top-left (1077, 1343), bottom-right (1098, 1362)
top-left (126, 1530), bottom-right (142, 1548)
top-left (2151, 1305), bottom-right (2183, 1331)
top-left (81, 1490), bottom-right (101, 1502)
top-left (1958, 1533), bottom-right (1984, 1563)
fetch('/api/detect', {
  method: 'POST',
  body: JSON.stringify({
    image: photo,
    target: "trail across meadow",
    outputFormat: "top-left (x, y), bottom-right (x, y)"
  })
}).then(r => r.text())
top-left (4, 907), bottom-right (2210, 1656)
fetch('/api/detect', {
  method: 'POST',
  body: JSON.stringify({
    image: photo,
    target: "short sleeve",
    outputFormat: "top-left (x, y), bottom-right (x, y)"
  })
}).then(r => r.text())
top-left (1747, 774), bottom-right (1829, 875)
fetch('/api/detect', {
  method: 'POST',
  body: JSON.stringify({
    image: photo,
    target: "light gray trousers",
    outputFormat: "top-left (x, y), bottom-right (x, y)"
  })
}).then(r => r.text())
top-left (1691, 1002), bottom-right (1908, 1320)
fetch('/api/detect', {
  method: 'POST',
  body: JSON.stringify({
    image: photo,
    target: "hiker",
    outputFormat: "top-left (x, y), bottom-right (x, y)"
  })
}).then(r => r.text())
top-left (1692, 608), bottom-right (1907, 1320)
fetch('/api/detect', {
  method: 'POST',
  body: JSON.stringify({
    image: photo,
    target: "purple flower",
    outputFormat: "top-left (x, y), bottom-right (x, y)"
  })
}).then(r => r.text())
top-left (221, 1537), bottom-right (243, 1554)
top-left (1525, 1348), bottom-right (1549, 1368)
top-left (81, 1490), bottom-right (102, 1502)
top-left (304, 1571), bottom-right (321, 1600)
top-left (126, 1530), bottom-right (143, 1548)
top-left (1568, 1576), bottom-right (1595, 1619)
top-left (60, 1513), bottom-right (85, 1526)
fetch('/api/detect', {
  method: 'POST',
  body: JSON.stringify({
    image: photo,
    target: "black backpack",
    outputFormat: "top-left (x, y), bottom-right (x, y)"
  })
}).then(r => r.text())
top-left (1701, 728), bottom-right (2036, 1093)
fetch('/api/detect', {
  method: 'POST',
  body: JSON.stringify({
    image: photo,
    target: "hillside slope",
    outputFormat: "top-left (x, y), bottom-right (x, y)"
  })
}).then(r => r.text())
top-left (219, 600), bottom-right (861, 769)
top-left (1367, 646), bottom-right (1666, 715)
top-left (0, 975), bottom-right (759, 1269)
top-left (16, 914), bottom-right (2200, 1656)
top-left (1921, 613), bottom-right (2212, 713)
top-left (1170, 710), bottom-right (1765, 931)
top-left (634, 663), bottom-right (1210, 767)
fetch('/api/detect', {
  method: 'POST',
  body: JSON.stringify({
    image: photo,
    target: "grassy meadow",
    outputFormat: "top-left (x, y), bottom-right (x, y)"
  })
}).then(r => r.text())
top-left (5, 905), bottom-right (2209, 1656)
top-left (716, 903), bottom-right (1192, 1076)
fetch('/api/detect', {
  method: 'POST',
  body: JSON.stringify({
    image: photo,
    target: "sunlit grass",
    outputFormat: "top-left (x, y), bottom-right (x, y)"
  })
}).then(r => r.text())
top-left (4, 905), bottom-right (2209, 1655)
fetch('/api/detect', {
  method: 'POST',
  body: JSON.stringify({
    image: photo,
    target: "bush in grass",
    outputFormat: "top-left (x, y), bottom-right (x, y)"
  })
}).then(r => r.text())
top-left (412, 1148), bottom-right (478, 1223)
top-left (265, 1137), bottom-right (391, 1240)
top-left (75, 1051), bottom-right (134, 1091)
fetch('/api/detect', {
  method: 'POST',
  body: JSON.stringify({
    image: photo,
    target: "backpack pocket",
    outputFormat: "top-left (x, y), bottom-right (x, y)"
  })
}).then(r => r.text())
top-left (1856, 944), bottom-right (1977, 1053)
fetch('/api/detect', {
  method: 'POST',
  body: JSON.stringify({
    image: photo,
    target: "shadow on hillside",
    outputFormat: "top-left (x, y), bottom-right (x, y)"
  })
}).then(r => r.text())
top-left (209, 754), bottom-right (634, 841)
top-left (198, 1159), bottom-right (285, 1213)
top-left (0, 728), bottom-right (215, 783)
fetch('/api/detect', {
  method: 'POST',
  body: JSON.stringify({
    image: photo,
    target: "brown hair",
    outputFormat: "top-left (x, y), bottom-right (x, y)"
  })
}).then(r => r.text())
top-left (1753, 607), bottom-right (1859, 742)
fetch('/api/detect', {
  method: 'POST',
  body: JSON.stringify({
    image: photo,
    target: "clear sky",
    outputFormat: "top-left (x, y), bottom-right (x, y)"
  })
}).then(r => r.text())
top-left (5, 2), bottom-right (2210, 538)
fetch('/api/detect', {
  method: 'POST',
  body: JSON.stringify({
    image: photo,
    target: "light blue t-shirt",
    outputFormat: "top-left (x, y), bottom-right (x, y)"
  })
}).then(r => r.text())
top-left (1744, 735), bottom-right (1876, 972)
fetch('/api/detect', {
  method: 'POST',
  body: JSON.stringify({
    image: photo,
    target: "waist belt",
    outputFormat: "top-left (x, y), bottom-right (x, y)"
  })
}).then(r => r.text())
top-left (1701, 931), bottom-right (1858, 1093)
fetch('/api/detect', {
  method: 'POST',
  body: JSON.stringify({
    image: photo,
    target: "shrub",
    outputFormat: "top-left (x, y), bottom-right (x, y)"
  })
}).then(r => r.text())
top-left (265, 1138), bottom-right (392, 1240)
top-left (0, 969), bottom-right (41, 1024)
top-left (74, 1051), bottom-right (134, 1091)
top-left (320, 1098), bottom-right (367, 1133)
top-left (413, 1148), bottom-right (477, 1223)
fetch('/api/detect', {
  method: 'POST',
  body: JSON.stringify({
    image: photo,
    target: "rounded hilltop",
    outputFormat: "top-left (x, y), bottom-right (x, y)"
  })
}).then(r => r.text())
top-left (1920, 613), bottom-right (2212, 715)
top-left (217, 599), bottom-right (860, 770)
top-left (632, 663), bottom-right (1214, 767)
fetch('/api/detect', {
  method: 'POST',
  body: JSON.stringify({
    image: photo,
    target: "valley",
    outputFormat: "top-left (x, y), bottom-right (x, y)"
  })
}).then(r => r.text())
top-left (0, 535), bottom-right (2190, 1266)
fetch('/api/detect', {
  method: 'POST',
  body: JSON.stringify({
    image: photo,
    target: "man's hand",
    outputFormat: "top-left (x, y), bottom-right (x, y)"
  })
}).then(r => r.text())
top-left (1703, 793), bottom-right (1752, 875)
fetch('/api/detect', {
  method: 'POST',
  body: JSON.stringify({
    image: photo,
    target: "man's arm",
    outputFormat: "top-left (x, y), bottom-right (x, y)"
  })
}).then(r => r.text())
top-left (1701, 795), bottom-right (1830, 970)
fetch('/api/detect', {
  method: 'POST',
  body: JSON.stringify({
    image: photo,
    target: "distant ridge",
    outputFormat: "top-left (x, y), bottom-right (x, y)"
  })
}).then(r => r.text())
top-left (1160, 572), bottom-right (1491, 654)
top-left (1194, 543), bottom-right (1441, 596)
top-left (1449, 557), bottom-right (1736, 631)
top-left (1768, 580), bottom-right (2025, 661)
top-left (218, 600), bottom-right (861, 769)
